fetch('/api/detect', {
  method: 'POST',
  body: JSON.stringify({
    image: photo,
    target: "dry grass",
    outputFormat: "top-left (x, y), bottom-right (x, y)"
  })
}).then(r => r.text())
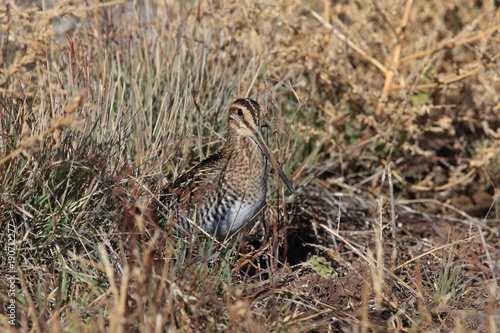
top-left (1, 0), bottom-right (499, 332)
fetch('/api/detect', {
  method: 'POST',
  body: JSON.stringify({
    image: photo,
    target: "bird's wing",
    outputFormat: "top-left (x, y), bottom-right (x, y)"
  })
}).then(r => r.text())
top-left (160, 151), bottom-right (225, 208)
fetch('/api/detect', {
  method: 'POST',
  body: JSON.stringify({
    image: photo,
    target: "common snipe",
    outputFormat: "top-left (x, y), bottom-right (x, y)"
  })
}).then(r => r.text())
top-left (160, 98), bottom-right (294, 241)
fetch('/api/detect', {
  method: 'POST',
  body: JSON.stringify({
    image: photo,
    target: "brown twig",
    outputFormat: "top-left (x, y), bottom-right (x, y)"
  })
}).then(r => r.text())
top-left (374, 0), bottom-right (414, 118)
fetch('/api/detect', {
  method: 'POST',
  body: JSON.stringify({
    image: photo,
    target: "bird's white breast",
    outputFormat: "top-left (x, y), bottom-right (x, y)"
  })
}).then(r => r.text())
top-left (214, 194), bottom-right (265, 239)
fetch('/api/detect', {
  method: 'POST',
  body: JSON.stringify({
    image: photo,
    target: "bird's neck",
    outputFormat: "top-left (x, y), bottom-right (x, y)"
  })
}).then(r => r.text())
top-left (222, 131), bottom-right (263, 163)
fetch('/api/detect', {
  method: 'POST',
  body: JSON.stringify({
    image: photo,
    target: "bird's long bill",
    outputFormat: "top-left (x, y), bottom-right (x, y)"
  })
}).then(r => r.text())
top-left (253, 131), bottom-right (295, 193)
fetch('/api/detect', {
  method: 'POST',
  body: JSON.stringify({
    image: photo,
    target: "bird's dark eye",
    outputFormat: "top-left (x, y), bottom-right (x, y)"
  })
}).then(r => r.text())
top-left (237, 108), bottom-right (244, 116)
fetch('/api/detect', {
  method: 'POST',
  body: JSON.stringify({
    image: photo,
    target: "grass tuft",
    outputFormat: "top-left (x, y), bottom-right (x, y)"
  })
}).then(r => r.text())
top-left (1, 0), bottom-right (499, 331)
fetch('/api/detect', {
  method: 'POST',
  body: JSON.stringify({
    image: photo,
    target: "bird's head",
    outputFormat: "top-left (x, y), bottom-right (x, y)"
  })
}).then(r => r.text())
top-left (227, 98), bottom-right (294, 193)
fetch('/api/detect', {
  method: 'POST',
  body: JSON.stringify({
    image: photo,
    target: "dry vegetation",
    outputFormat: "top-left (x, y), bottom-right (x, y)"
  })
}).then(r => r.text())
top-left (1, 0), bottom-right (499, 332)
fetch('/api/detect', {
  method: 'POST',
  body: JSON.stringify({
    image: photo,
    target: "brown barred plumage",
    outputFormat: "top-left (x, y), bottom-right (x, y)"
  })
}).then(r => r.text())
top-left (159, 98), bottom-right (294, 241)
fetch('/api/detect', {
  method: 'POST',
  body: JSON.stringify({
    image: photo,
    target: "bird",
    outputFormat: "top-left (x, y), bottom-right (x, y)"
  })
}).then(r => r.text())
top-left (159, 98), bottom-right (294, 242)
